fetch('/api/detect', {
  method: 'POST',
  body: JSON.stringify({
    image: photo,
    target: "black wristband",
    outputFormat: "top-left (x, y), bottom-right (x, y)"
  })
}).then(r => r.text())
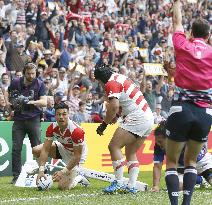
top-left (102, 121), bottom-right (108, 127)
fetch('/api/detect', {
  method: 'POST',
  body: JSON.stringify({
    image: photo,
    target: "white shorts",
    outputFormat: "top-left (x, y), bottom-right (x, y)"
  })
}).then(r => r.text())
top-left (54, 141), bottom-right (87, 168)
top-left (196, 153), bottom-right (212, 174)
top-left (119, 109), bottom-right (154, 137)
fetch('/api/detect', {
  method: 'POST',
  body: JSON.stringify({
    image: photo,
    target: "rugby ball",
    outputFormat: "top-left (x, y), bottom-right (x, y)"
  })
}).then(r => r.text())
top-left (37, 174), bottom-right (53, 191)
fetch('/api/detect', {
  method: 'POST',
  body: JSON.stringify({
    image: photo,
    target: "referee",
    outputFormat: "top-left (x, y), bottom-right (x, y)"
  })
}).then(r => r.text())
top-left (165, 1), bottom-right (212, 205)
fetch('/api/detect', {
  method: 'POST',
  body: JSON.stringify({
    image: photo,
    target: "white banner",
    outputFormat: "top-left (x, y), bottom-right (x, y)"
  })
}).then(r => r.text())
top-left (114, 41), bottom-right (129, 52)
top-left (143, 63), bottom-right (168, 76)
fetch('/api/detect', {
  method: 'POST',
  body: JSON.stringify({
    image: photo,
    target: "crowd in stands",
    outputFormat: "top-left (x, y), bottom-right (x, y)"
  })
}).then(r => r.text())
top-left (0, 0), bottom-right (211, 124)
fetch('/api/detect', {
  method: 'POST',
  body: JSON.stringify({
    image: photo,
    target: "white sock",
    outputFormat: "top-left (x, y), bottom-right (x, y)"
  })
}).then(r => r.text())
top-left (127, 161), bottom-right (139, 188)
top-left (112, 159), bottom-right (125, 183)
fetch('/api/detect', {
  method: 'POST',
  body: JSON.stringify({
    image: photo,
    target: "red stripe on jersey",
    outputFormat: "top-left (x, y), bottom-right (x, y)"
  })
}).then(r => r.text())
top-left (129, 87), bottom-right (139, 99)
top-left (142, 103), bottom-right (148, 112)
top-left (123, 79), bottom-right (131, 92)
top-left (46, 123), bottom-right (54, 138)
top-left (71, 127), bottom-right (85, 144)
top-left (61, 143), bottom-right (73, 149)
top-left (135, 95), bottom-right (144, 105)
top-left (105, 80), bottom-right (122, 96)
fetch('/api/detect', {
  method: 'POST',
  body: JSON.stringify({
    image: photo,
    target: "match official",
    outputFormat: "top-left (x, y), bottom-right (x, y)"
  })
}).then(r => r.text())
top-left (165, 1), bottom-right (212, 205)
top-left (9, 63), bottom-right (47, 184)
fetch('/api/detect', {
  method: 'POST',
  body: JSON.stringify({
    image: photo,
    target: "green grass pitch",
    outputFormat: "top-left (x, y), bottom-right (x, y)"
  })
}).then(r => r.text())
top-left (0, 172), bottom-right (211, 205)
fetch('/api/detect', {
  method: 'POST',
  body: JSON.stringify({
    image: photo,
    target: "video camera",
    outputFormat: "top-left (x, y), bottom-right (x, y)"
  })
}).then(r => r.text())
top-left (9, 90), bottom-right (34, 112)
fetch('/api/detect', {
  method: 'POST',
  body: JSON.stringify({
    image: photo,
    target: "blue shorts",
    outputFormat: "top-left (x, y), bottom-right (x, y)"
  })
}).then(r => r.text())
top-left (166, 102), bottom-right (212, 142)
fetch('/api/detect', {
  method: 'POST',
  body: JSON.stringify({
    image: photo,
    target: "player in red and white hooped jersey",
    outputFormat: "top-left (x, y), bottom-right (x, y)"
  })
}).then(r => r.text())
top-left (94, 63), bottom-right (154, 194)
top-left (45, 118), bottom-right (87, 165)
top-left (32, 102), bottom-right (88, 190)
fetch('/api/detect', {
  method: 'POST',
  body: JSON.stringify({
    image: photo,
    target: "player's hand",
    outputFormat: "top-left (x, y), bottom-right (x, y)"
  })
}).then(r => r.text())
top-left (36, 172), bottom-right (46, 185)
top-left (96, 121), bottom-right (108, 136)
top-left (150, 186), bottom-right (160, 192)
top-left (52, 171), bottom-right (63, 182)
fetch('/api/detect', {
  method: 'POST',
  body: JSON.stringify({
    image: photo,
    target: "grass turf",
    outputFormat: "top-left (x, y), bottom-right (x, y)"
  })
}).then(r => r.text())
top-left (0, 172), bottom-right (211, 205)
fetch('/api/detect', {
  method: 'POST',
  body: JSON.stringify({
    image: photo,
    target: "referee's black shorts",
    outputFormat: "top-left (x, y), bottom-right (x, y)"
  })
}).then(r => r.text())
top-left (166, 102), bottom-right (212, 142)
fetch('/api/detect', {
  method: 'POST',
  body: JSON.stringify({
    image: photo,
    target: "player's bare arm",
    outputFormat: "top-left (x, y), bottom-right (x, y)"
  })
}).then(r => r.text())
top-left (52, 145), bottom-right (83, 182)
top-left (173, 0), bottom-right (184, 32)
top-left (104, 97), bottom-right (119, 124)
top-left (36, 139), bottom-right (53, 184)
top-left (151, 162), bottom-right (163, 192)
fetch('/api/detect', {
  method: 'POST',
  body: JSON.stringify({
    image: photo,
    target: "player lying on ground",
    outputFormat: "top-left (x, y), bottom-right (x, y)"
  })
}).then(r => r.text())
top-left (151, 121), bottom-right (212, 192)
top-left (32, 102), bottom-right (89, 190)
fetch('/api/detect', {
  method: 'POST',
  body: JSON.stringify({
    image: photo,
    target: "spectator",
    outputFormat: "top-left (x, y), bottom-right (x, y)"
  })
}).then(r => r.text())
top-left (0, 73), bottom-right (10, 92)
top-left (44, 96), bottom-right (55, 122)
top-left (15, 71), bottom-right (23, 78)
top-left (0, 94), bottom-right (12, 121)
top-left (54, 91), bottom-right (66, 105)
top-left (153, 104), bottom-right (165, 124)
top-left (160, 88), bottom-right (174, 119)
top-left (34, 1), bottom-right (50, 49)
top-left (91, 91), bottom-right (104, 123)
top-left (56, 67), bottom-right (69, 95)
top-left (72, 101), bottom-right (92, 124)
top-left (67, 84), bottom-right (81, 118)
top-left (143, 76), bottom-right (164, 112)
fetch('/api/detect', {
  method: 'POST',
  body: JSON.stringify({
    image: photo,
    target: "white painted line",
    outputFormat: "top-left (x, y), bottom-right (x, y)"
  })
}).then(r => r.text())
top-left (0, 193), bottom-right (101, 204)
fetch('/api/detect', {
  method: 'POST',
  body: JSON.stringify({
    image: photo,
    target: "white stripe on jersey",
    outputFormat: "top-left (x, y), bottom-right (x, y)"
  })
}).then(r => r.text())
top-left (132, 91), bottom-right (142, 102)
top-left (107, 73), bottom-right (150, 115)
top-left (116, 74), bottom-right (127, 85)
top-left (126, 84), bottom-right (135, 96)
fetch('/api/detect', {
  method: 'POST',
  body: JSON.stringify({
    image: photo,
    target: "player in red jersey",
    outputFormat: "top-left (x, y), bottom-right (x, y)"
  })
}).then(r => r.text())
top-left (32, 102), bottom-right (88, 190)
top-left (94, 63), bottom-right (154, 194)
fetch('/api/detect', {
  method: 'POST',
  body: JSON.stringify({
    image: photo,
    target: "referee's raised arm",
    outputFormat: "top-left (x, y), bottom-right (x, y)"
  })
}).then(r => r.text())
top-left (172, 0), bottom-right (184, 32)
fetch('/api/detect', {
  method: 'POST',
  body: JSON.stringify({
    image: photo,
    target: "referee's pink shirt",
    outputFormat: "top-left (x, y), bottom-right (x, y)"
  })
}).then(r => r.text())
top-left (173, 31), bottom-right (212, 91)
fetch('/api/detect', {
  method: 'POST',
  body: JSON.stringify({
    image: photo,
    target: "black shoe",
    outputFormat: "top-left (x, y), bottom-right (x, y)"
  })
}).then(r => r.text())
top-left (10, 176), bottom-right (19, 185)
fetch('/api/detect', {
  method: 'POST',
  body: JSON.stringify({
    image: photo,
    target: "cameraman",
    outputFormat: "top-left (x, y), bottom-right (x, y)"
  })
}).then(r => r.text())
top-left (8, 63), bottom-right (47, 184)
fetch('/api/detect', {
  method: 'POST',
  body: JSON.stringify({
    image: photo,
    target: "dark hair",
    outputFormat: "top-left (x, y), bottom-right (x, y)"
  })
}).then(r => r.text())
top-left (154, 121), bottom-right (167, 137)
top-left (54, 102), bottom-right (69, 112)
top-left (1, 73), bottom-right (9, 78)
top-left (192, 18), bottom-right (210, 38)
top-left (94, 63), bottom-right (113, 84)
top-left (79, 101), bottom-right (86, 107)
